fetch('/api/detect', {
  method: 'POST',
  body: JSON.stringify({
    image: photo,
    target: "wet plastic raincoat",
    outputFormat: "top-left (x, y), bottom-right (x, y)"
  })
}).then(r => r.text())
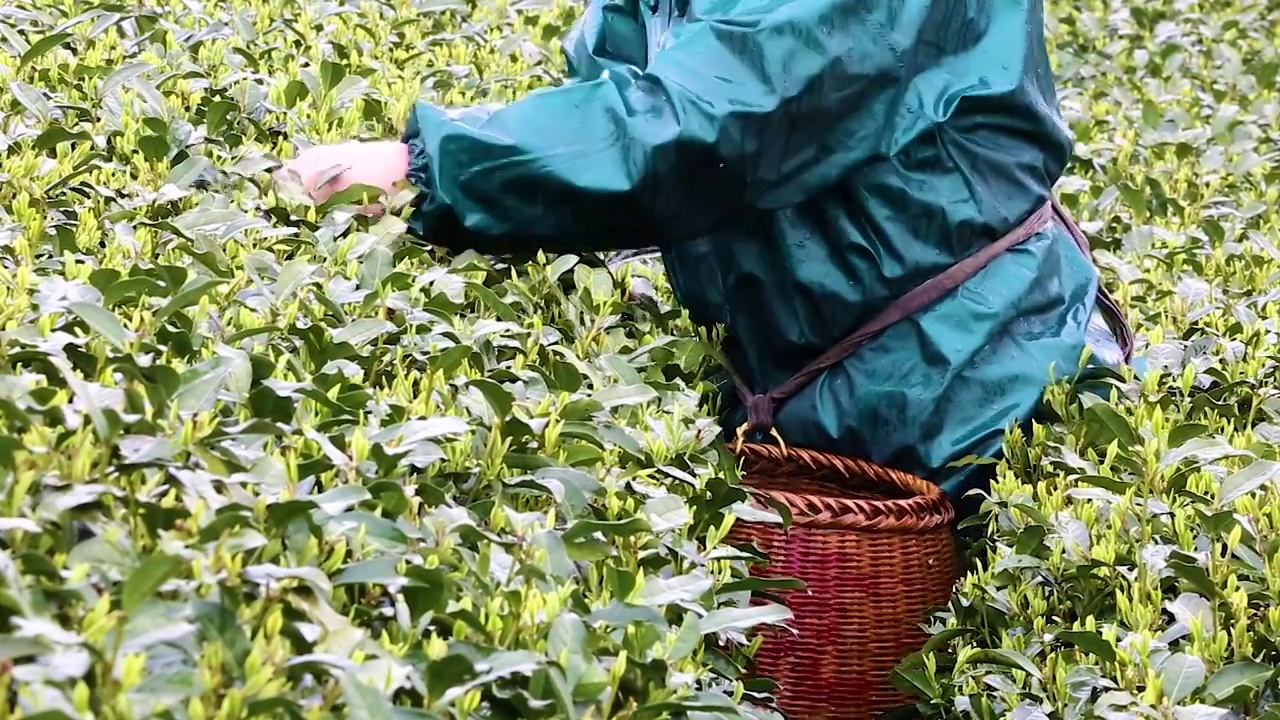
top-left (401, 0), bottom-right (1132, 507)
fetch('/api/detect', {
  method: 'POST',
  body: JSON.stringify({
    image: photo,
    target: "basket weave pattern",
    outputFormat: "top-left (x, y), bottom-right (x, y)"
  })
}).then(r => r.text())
top-left (728, 443), bottom-right (959, 719)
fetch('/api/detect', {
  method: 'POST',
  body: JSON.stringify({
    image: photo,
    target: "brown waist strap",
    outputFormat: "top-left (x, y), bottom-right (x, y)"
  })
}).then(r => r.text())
top-left (726, 197), bottom-right (1136, 436)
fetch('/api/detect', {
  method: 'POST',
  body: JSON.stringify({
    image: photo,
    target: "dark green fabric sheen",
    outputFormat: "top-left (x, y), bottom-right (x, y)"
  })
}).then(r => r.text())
top-left (402, 0), bottom-right (1128, 503)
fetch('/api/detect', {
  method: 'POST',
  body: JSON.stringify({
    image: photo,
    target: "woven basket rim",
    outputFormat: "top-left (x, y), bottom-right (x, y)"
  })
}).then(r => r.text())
top-left (732, 442), bottom-right (955, 532)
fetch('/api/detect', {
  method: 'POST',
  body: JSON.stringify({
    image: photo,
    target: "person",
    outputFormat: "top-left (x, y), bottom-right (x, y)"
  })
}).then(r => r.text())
top-left (280, 0), bottom-right (1135, 517)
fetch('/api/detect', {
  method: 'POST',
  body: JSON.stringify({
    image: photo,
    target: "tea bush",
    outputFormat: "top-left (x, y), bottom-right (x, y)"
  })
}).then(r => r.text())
top-left (2, 0), bottom-right (1279, 717)
top-left (0, 0), bottom-right (788, 717)
top-left (899, 0), bottom-right (1280, 717)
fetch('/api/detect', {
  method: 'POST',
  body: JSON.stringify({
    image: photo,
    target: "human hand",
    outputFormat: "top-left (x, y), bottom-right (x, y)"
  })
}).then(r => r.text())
top-left (275, 140), bottom-right (410, 213)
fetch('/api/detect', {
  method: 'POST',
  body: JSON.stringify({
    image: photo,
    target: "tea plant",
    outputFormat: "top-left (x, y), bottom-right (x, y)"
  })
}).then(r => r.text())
top-left (4, 0), bottom-right (1279, 716)
top-left (0, 0), bottom-right (788, 717)
top-left (898, 0), bottom-right (1280, 717)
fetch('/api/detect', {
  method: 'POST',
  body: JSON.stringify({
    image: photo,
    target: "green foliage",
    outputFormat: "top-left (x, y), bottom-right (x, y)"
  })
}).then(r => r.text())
top-left (897, 0), bottom-right (1280, 717)
top-left (4, 0), bottom-right (1278, 715)
top-left (0, 0), bottom-right (785, 717)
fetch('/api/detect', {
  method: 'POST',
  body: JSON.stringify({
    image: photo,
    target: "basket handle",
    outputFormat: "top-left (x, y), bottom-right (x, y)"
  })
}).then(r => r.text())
top-left (732, 424), bottom-right (945, 501)
top-left (731, 441), bottom-right (954, 531)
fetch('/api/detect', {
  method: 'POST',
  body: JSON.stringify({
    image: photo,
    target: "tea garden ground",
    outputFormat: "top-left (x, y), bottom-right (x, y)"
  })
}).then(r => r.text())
top-left (1, 0), bottom-right (1278, 717)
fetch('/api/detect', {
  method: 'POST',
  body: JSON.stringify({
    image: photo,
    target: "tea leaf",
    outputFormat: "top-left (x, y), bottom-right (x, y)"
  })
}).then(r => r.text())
top-left (332, 319), bottom-right (395, 346)
top-left (19, 32), bottom-right (71, 67)
top-left (699, 604), bottom-right (792, 635)
top-left (1055, 630), bottom-right (1117, 663)
top-left (1217, 460), bottom-right (1280, 506)
top-left (1202, 661), bottom-right (1274, 704)
top-left (962, 649), bottom-right (1043, 680)
top-left (120, 554), bottom-right (183, 614)
top-left (166, 156), bottom-right (212, 189)
top-left (66, 302), bottom-right (128, 349)
top-left (1159, 653), bottom-right (1207, 704)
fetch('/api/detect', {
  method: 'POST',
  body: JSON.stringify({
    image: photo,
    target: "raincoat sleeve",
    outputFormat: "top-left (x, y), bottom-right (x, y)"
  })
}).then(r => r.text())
top-left (402, 0), bottom-right (907, 253)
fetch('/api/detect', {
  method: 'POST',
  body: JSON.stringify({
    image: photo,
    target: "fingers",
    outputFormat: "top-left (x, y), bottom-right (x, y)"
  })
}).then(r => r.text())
top-left (274, 161), bottom-right (346, 204)
top-left (307, 161), bottom-right (354, 198)
top-left (274, 141), bottom-right (403, 208)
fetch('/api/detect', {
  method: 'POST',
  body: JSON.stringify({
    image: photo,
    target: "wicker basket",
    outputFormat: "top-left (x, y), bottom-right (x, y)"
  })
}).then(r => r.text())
top-left (727, 442), bottom-right (959, 719)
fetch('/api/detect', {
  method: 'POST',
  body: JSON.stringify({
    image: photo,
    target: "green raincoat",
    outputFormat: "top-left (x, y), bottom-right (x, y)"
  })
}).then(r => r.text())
top-left (401, 0), bottom-right (1133, 506)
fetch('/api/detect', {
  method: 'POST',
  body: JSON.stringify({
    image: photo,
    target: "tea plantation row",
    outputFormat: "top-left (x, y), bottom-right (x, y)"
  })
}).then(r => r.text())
top-left (904, 0), bottom-right (1280, 717)
top-left (1, 0), bottom-right (1278, 717)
